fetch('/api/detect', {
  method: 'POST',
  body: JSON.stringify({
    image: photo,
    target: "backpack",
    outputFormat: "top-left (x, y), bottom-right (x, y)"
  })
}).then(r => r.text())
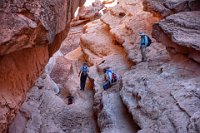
top-left (82, 65), bottom-right (88, 76)
top-left (146, 36), bottom-right (152, 47)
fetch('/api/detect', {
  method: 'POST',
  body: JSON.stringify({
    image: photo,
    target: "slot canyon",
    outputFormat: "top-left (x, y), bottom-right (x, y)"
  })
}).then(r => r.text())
top-left (0, 0), bottom-right (200, 133)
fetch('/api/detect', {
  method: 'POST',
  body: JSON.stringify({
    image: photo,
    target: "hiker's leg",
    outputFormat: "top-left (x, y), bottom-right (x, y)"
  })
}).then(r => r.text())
top-left (80, 76), bottom-right (83, 90)
top-left (141, 47), bottom-right (147, 62)
top-left (80, 75), bottom-right (84, 90)
top-left (143, 47), bottom-right (147, 61)
top-left (140, 47), bottom-right (144, 61)
top-left (80, 75), bottom-right (87, 90)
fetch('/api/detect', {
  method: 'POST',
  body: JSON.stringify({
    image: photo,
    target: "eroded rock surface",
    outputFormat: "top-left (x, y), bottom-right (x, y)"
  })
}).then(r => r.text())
top-left (153, 11), bottom-right (200, 64)
top-left (6, 0), bottom-right (200, 132)
top-left (9, 73), bottom-right (97, 133)
top-left (121, 54), bottom-right (200, 133)
top-left (0, 0), bottom-right (85, 132)
top-left (81, 0), bottom-right (200, 133)
top-left (9, 24), bottom-right (98, 132)
top-left (143, 0), bottom-right (200, 18)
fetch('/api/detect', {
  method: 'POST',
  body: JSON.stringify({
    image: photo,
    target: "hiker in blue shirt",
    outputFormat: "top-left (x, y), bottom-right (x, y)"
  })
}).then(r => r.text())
top-left (105, 67), bottom-right (113, 84)
top-left (139, 32), bottom-right (151, 62)
top-left (78, 63), bottom-right (89, 91)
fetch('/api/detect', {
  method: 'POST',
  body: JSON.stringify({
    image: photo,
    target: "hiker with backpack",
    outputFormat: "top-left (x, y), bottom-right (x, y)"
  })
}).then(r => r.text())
top-left (103, 67), bottom-right (113, 90)
top-left (105, 67), bottom-right (113, 84)
top-left (103, 67), bottom-right (119, 90)
top-left (139, 32), bottom-right (152, 62)
top-left (78, 63), bottom-right (89, 91)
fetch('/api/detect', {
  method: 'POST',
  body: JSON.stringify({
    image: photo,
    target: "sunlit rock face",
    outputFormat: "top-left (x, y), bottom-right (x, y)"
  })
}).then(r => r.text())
top-left (0, 0), bottom-right (85, 132)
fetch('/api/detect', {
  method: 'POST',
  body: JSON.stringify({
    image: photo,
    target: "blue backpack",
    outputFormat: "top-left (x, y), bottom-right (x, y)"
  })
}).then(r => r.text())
top-left (146, 36), bottom-right (152, 47)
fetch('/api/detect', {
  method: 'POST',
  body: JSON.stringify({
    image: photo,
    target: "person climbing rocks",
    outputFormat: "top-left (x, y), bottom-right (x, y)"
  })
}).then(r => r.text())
top-left (103, 67), bottom-right (114, 90)
top-left (105, 67), bottom-right (113, 84)
top-left (139, 32), bottom-right (152, 62)
top-left (78, 63), bottom-right (89, 91)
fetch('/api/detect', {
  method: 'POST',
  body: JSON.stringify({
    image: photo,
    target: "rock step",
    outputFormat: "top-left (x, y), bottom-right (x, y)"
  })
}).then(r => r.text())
top-left (120, 55), bottom-right (200, 133)
top-left (94, 82), bottom-right (139, 133)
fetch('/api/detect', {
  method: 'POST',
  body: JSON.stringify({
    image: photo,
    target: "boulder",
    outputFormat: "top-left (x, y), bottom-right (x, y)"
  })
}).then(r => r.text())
top-left (143, 0), bottom-right (200, 18)
top-left (152, 11), bottom-right (200, 63)
top-left (80, 19), bottom-right (114, 65)
top-left (76, 0), bottom-right (104, 21)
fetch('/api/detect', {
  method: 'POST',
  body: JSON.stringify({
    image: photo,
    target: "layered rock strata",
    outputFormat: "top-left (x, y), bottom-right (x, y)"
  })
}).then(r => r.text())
top-left (145, 0), bottom-right (200, 64)
top-left (119, 0), bottom-right (200, 132)
top-left (143, 0), bottom-right (200, 18)
top-left (9, 23), bottom-right (98, 133)
top-left (0, 0), bottom-right (85, 132)
top-left (121, 56), bottom-right (200, 133)
top-left (153, 11), bottom-right (200, 64)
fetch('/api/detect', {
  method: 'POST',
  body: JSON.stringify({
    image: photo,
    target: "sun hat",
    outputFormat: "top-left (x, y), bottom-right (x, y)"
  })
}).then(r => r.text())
top-left (139, 32), bottom-right (145, 36)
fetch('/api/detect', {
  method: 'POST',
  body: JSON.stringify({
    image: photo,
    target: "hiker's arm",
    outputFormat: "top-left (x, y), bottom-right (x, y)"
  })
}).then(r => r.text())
top-left (87, 68), bottom-right (89, 73)
top-left (78, 71), bottom-right (81, 77)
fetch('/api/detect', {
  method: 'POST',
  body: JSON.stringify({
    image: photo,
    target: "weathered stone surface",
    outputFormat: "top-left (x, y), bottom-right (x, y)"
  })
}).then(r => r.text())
top-left (100, 0), bottom-right (159, 63)
top-left (152, 11), bottom-right (200, 63)
top-left (75, 0), bottom-right (104, 22)
top-left (50, 57), bottom-right (72, 86)
top-left (60, 25), bottom-right (83, 55)
top-left (0, 46), bottom-right (49, 132)
top-left (143, 0), bottom-right (200, 18)
top-left (6, 0), bottom-right (200, 132)
top-left (120, 55), bottom-right (200, 133)
top-left (9, 64), bottom-right (97, 133)
top-left (80, 19), bottom-right (115, 65)
top-left (83, 1), bottom-right (200, 133)
top-left (96, 86), bottom-right (139, 133)
top-left (0, 0), bottom-right (85, 132)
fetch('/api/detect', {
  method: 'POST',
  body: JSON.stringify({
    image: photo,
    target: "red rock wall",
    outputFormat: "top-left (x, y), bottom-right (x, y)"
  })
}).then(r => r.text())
top-left (143, 0), bottom-right (200, 64)
top-left (0, 0), bottom-right (85, 132)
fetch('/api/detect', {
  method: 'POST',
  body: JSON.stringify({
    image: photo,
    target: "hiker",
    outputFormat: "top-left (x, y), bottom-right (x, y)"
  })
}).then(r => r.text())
top-left (78, 63), bottom-right (89, 91)
top-left (139, 32), bottom-right (151, 62)
top-left (103, 67), bottom-right (112, 90)
top-left (103, 67), bottom-right (119, 90)
top-left (104, 67), bottom-right (113, 84)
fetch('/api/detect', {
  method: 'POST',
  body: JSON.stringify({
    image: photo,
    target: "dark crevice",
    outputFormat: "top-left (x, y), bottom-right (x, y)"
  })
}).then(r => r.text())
top-left (119, 94), bottom-right (141, 132)
top-left (89, 78), bottom-right (101, 133)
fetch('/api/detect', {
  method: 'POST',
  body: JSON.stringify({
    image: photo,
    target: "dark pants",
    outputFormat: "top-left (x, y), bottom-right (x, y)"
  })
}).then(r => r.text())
top-left (80, 74), bottom-right (87, 90)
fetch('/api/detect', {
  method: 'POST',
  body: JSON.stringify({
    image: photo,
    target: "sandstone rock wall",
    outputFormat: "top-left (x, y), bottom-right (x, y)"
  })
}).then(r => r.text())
top-left (143, 0), bottom-right (200, 18)
top-left (143, 0), bottom-right (200, 64)
top-left (152, 11), bottom-right (200, 63)
top-left (125, 1), bottom-right (200, 132)
top-left (0, 0), bottom-right (85, 132)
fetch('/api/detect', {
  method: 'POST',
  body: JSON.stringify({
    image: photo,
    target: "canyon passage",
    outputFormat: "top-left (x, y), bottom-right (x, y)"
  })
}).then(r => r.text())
top-left (1, 0), bottom-right (200, 133)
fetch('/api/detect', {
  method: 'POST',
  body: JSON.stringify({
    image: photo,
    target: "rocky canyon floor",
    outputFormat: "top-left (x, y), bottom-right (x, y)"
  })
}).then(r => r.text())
top-left (8, 0), bottom-right (200, 133)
